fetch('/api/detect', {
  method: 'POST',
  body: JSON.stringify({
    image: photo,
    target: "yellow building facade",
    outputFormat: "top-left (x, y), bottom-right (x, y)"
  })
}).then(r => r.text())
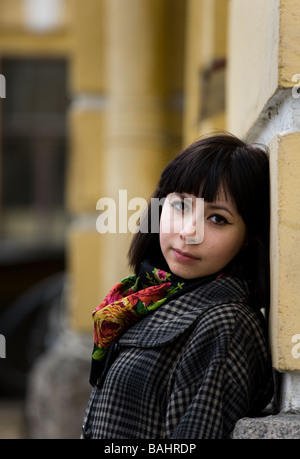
top-left (0, 0), bottom-right (300, 438)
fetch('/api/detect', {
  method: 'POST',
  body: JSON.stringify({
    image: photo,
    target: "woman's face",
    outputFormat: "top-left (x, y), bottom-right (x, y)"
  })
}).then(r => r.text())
top-left (159, 190), bottom-right (247, 279)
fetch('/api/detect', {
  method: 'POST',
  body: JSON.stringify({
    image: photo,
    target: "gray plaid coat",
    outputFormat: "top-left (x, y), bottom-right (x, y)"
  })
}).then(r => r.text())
top-left (82, 276), bottom-right (273, 439)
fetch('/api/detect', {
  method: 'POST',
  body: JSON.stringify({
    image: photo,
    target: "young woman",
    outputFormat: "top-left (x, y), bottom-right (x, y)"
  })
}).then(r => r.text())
top-left (82, 133), bottom-right (274, 439)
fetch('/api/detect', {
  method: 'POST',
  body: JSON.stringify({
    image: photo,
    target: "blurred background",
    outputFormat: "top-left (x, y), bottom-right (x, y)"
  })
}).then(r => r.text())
top-left (0, 0), bottom-right (229, 438)
top-left (0, 0), bottom-right (70, 438)
top-left (0, 0), bottom-right (299, 439)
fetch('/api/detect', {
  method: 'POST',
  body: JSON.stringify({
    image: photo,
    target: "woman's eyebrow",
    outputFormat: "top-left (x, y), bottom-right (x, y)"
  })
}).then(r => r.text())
top-left (206, 203), bottom-right (234, 217)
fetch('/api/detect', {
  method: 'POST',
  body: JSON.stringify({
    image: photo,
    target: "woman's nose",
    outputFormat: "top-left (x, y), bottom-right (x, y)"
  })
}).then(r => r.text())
top-left (179, 220), bottom-right (196, 237)
top-left (179, 217), bottom-right (204, 244)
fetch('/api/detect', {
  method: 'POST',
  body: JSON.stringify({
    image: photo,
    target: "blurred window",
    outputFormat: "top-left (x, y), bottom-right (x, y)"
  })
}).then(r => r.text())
top-left (0, 58), bottom-right (69, 248)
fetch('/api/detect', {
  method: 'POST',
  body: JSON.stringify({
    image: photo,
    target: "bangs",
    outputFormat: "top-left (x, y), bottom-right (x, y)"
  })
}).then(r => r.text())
top-left (157, 139), bottom-right (234, 203)
top-left (155, 133), bottom-right (269, 224)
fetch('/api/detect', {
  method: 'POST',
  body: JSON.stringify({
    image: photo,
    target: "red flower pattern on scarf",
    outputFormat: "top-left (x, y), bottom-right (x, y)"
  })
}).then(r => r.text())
top-left (92, 268), bottom-right (184, 361)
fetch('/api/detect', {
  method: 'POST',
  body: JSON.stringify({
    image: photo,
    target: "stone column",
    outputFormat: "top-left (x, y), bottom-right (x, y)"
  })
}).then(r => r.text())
top-left (102, 0), bottom-right (185, 286)
top-left (269, 133), bottom-right (300, 409)
top-left (227, 0), bottom-right (300, 437)
top-left (184, 0), bottom-right (229, 145)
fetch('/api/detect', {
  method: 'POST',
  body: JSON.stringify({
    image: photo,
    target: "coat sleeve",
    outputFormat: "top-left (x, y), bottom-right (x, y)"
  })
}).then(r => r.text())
top-left (164, 304), bottom-right (273, 439)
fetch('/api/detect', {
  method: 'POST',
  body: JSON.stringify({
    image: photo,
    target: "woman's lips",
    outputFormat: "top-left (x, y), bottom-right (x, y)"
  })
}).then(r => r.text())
top-left (173, 248), bottom-right (198, 263)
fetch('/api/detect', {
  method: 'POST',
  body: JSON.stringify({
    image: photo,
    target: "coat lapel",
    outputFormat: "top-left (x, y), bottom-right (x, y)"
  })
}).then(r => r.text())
top-left (119, 277), bottom-right (250, 348)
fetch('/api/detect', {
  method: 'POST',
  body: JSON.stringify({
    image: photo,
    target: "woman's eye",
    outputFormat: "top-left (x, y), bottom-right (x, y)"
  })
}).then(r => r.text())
top-left (169, 196), bottom-right (194, 213)
top-left (209, 214), bottom-right (229, 225)
top-left (170, 200), bottom-right (186, 212)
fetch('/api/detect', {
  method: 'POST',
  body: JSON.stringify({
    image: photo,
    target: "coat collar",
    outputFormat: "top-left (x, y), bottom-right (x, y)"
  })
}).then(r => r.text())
top-left (119, 276), bottom-right (250, 348)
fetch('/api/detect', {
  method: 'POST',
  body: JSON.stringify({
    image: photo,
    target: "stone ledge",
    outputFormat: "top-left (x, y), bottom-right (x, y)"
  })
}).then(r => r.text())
top-left (232, 414), bottom-right (300, 439)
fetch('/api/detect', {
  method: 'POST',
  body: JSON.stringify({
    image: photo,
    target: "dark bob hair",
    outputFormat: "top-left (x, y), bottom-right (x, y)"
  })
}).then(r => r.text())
top-left (128, 133), bottom-right (270, 310)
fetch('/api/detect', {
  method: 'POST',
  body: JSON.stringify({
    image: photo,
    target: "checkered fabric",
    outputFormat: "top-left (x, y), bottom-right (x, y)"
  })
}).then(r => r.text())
top-left (82, 276), bottom-right (273, 439)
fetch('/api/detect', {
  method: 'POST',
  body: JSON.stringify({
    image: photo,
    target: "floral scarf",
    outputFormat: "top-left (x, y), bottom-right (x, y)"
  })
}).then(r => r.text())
top-left (89, 260), bottom-right (221, 386)
top-left (92, 260), bottom-right (186, 363)
top-left (90, 260), bottom-right (222, 387)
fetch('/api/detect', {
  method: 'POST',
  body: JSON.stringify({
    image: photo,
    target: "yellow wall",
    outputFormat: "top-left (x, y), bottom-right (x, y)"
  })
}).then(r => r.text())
top-left (0, 0), bottom-right (72, 55)
top-left (269, 133), bottom-right (300, 370)
top-left (227, 0), bottom-right (280, 138)
top-left (228, 0), bottom-right (300, 371)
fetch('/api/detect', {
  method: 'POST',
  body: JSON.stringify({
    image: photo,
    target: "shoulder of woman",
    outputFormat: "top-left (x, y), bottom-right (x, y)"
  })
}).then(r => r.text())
top-left (191, 294), bottom-right (268, 352)
top-left (190, 275), bottom-right (251, 308)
